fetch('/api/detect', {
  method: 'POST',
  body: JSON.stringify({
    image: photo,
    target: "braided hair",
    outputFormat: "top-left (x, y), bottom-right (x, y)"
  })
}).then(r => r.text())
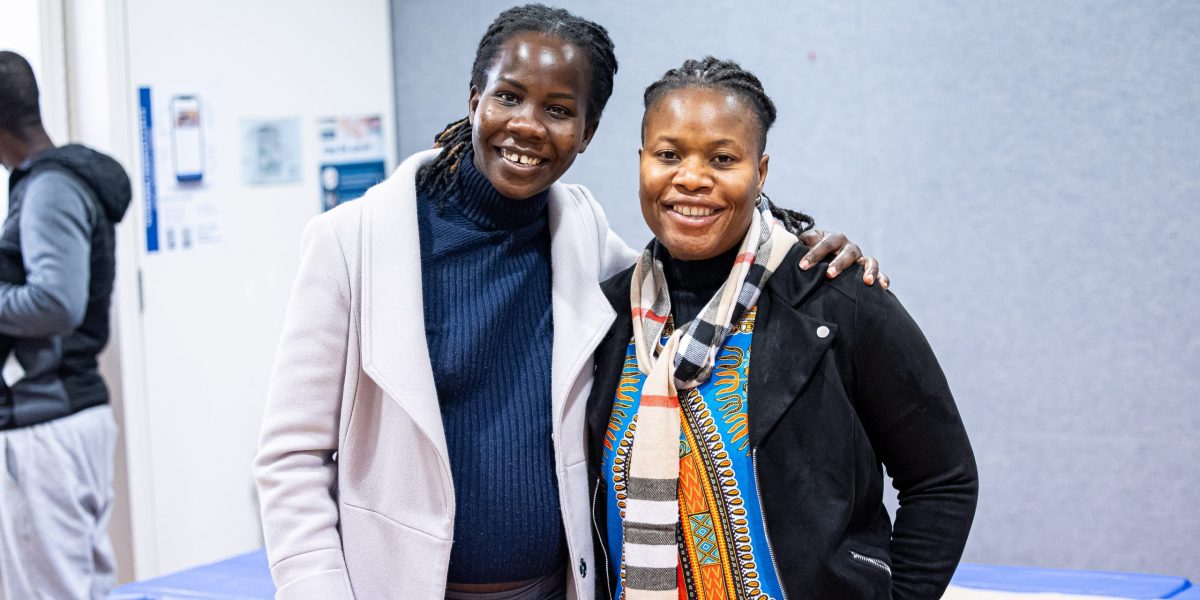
top-left (415, 4), bottom-right (619, 199)
top-left (642, 56), bottom-right (814, 235)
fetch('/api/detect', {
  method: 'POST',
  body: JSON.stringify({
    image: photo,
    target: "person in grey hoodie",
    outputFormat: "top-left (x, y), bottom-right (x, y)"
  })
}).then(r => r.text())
top-left (0, 50), bottom-right (131, 600)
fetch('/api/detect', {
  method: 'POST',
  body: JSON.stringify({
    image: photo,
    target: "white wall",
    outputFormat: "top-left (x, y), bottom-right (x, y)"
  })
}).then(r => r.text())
top-left (68, 0), bottom-right (397, 580)
top-left (0, 0), bottom-right (69, 210)
top-left (0, 0), bottom-right (43, 65)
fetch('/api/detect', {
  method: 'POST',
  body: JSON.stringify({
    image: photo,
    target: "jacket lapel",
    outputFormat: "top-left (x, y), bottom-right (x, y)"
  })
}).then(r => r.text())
top-left (359, 149), bottom-right (449, 461)
top-left (586, 271), bottom-right (634, 459)
top-left (747, 247), bottom-right (837, 449)
top-left (547, 186), bottom-right (617, 437)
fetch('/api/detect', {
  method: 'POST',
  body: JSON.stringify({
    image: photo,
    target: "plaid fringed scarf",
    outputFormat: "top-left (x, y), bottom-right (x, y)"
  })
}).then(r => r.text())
top-left (622, 198), bottom-right (798, 599)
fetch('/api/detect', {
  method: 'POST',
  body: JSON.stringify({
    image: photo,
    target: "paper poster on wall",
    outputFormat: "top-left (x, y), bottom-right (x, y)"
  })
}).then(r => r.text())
top-left (320, 162), bottom-right (388, 212)
top-left (317, 114), bottom-right (386, 211)
top-left (157, 193), bottom-right (223, 251)
top-left (241, 118), bottom-right (302, 185)
top-left (137, 87), bottom-right (160, 253)
top-left (136, 84), bottom-right (225, 253)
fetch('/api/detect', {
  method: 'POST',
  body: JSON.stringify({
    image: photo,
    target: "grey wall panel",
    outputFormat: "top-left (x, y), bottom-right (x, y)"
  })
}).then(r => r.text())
top-left (392, 0), bottom-right (1200, 580)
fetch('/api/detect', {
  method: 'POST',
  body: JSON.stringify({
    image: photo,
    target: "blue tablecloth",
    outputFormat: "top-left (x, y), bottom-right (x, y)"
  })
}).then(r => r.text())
top-left (109, 549), bottom-right (1195, 599)
top-left (951, 562), bottom-right (1192, 597)
top-left (109, 550), bottom-right (274, 599)
top-left (1168, 585), bottom-right (1200, 600)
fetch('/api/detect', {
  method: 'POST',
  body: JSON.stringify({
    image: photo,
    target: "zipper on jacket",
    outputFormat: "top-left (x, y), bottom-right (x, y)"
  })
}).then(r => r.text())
top-left (849, 550), bottom-right (892, 577)
top-left (752, 450), bottom-right (790, 600)
top-left (592, 477), bottom-right (614, 600)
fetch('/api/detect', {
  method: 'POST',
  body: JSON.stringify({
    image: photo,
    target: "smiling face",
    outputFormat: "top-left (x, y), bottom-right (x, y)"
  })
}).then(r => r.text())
top-left (468, 31), bottom-right (596, 200)
top-left (640, 86), bottom-right (769, 261)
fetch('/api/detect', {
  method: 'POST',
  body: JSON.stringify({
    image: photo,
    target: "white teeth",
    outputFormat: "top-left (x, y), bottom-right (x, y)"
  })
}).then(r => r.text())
top-left (673, 205), bottom-right (715, 217)
top-left (501, 149), bottom-right (542, 166)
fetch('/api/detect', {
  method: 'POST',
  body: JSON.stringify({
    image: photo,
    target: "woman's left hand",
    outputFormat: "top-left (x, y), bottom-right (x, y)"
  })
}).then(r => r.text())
top-left (797, 229), bottom-right (890, 289)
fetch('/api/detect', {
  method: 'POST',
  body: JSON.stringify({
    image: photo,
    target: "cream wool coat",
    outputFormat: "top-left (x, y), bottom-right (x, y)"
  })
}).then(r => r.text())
top-left (253, 149), bottom-right (638, 600)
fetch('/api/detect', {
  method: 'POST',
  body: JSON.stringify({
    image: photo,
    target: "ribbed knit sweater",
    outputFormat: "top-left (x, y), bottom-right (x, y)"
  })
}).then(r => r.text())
top-left (416, 153), bottom-right (563, 584)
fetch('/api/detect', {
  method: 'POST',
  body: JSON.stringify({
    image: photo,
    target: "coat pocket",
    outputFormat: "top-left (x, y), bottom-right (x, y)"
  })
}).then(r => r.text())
top-left (341, 503), bottom-right (453, 598)
top-left (849, 549), bottom-right (892, 577)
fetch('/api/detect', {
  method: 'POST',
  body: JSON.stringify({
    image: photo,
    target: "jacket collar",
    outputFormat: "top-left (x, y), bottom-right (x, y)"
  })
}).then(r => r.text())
top-left (359, 149), bottom-right (614, 461)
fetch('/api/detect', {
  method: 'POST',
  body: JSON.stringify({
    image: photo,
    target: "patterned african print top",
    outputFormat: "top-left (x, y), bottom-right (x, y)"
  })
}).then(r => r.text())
top-left (603, 307), bottom-right (786, 600)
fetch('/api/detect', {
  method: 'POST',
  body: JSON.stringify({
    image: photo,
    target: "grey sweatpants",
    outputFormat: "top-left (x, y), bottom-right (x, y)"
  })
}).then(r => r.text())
top-left (0, 405), bottom-right (117, 600)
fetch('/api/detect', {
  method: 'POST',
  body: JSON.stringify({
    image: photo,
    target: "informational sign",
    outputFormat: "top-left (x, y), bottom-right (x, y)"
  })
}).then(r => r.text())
top-left (137, 87), bottom-right (160, 253)
top-left (241, 118), bottom-right (302, 185)
top-left (137, 85), bottom-right (224, 253)
top-left (169, 94), bottom-right (206, 184)
top-left (156, 193), bottom-right (222, 251)
top-left (317, 114), bottom-right (386, 211)
top-left (319, 162), bottom-right (387, 212)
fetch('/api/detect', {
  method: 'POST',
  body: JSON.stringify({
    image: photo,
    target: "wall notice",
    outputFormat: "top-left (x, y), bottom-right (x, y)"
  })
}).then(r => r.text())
top-left (317, 114), bottom-right (386, 211)
top-left (241, 118), bottom-right (302, 185)
top-left (137, 85), bottom-right (224, 253)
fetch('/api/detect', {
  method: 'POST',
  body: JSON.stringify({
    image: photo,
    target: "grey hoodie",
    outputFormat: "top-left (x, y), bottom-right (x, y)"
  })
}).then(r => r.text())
top-left (0, 144), bottom-right (130, 428)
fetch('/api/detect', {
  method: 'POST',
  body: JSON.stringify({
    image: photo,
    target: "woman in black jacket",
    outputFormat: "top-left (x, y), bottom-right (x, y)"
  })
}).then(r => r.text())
top-left (586, 57), bottom-right (978, 600)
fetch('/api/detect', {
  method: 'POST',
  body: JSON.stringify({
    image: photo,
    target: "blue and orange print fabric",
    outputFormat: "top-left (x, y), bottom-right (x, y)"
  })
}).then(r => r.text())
top-left (603, 307), bottom-right (786, 600)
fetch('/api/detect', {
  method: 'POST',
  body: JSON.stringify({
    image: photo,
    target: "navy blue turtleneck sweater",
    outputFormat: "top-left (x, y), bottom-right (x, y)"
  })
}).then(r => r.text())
top-left (416, 153), bottom-right (563, 584)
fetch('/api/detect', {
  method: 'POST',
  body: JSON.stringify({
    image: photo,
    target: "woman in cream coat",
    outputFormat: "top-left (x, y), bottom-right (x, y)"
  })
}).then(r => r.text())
top-left (254, 148), bottom-right (635, 598)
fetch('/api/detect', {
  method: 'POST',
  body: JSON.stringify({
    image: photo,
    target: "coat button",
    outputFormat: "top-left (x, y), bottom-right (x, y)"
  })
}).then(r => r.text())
top-left (816, 325), bottom-right (830, 339)
top-left (579, 558), bottom-right (587, 577)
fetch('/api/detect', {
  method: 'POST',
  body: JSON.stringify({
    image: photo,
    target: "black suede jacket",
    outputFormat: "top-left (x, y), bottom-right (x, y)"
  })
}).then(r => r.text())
top-left (586, 244), bottom-right (978, 600)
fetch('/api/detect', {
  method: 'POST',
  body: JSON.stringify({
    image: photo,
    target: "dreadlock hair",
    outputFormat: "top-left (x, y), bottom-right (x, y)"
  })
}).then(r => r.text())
top-left (0, 51), bottom-right (43, 136)
top-left (643, 56), bottom-right (814, 235)
top-left (415, 4), bottom-right (619, 200)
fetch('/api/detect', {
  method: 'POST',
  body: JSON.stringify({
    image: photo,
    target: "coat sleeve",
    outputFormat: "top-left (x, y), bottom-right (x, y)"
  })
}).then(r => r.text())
top-left (0, 172), bottom-right (92, 337)
top-left (850, 285), bottom-right (978, 600)
top-left (576, 184), bottom-right (639, 281)
top-left (252, 214), bottom-right (356, 600)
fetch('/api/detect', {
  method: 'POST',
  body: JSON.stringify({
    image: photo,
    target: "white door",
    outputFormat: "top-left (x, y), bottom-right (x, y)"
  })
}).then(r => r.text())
top-left (75, 0), bottom-right (398, 579)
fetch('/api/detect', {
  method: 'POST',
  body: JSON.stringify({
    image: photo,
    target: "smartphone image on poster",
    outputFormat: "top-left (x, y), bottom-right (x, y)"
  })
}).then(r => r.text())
top-left (170, 95), bottom-right (205, 183)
